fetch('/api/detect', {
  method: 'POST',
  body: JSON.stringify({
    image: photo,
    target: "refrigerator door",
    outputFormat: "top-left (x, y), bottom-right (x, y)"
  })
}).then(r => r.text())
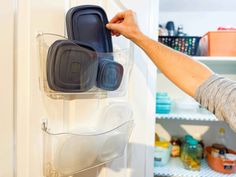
top-left (15, 0), bottom-right (158, 177)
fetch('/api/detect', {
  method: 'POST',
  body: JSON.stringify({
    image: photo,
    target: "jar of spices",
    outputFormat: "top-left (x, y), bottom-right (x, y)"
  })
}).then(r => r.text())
top-left (170, 137), bottom-right (181, 157)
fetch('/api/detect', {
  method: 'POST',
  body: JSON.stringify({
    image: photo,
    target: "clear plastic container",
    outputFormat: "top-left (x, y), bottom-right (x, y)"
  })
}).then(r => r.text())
top-left (42, 103), bottom-right (134, 177)
top-left (156, 92), bottom-right (171, 114)
top-left (37, 33), bottom-right (133, 100)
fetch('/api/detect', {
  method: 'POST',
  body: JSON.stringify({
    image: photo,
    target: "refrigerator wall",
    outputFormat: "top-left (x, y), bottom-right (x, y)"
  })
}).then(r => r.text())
top-left (15, 0), bottom-right (158, 177)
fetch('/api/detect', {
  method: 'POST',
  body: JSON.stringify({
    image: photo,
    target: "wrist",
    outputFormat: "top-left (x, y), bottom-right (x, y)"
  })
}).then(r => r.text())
top-left (130, 31), bottom-right (148, 45)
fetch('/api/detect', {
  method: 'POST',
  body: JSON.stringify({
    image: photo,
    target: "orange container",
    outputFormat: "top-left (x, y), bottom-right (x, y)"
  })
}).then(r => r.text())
top-left (199, 31), bottom-right (236, 56)
top-left (206, 146), bottom-right (236, 174)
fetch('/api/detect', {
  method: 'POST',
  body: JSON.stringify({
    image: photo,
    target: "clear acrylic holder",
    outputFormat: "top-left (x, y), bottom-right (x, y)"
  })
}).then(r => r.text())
top-left (42, 103), bottom-right (134, 177)
top-left (37, 33), bottom-right (132, 100)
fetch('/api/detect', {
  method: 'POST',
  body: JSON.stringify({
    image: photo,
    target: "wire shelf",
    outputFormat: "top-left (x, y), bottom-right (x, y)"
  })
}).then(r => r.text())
top-left (154, 158), bottom-right (236, 177)
top-left (156, 111), bottom-right (218, 122)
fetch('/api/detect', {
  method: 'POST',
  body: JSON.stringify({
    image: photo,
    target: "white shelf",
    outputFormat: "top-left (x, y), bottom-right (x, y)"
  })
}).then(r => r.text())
top-left (154, 158), bottom-right (236, 177)
top-left (193, 57), bottom-right (236, 62)
top-left (157, 56), bottom-right (236, 74)
top-left (156, 111), bottom-right (218, 121)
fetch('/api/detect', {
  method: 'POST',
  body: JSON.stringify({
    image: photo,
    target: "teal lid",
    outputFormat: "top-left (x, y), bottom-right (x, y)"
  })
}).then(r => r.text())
top-left (184, 135), bottom-right (193, 141)
top-left (188, 139), bottom-right (198, 145)
top-left (156, 92), bottom-right (168, 97)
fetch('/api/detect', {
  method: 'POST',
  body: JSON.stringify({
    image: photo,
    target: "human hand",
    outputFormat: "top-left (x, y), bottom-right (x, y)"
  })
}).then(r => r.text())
top-left (106, 10), bottom-right (142, 41)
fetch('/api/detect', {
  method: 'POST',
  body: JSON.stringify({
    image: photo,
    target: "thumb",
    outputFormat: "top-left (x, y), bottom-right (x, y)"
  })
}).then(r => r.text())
top-left (106, 23), bottom-right (120, 31)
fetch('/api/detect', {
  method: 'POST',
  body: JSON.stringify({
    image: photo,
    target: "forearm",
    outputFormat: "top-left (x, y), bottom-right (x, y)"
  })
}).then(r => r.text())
top-left (132, 33), bottom-right (214, 96)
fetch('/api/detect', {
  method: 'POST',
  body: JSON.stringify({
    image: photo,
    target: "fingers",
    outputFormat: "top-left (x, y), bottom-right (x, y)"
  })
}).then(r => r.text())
top-left (109, 11), bottom-right (126, 23)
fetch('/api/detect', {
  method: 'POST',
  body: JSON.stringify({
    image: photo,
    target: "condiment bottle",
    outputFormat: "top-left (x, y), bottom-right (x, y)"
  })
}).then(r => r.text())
top-left (170, 137), bottom-right (181, 157)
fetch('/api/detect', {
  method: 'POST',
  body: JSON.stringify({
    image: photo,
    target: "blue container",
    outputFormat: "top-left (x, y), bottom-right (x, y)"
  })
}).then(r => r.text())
top-left (156, 92), bottom-right (171, 114)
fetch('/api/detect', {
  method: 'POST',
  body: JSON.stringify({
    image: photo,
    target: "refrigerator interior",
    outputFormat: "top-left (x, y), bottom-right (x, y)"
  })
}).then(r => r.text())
top-left (155, 0), bottom-right (236, 176)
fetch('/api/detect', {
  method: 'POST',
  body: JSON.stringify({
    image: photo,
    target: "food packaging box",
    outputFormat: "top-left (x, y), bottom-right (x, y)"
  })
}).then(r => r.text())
top-left (199, 31), bottom-right (236, 56)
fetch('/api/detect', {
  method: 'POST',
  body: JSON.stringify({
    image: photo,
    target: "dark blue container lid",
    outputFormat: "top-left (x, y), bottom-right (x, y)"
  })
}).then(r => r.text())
top-left (66, 5), bottom-right (113, 53)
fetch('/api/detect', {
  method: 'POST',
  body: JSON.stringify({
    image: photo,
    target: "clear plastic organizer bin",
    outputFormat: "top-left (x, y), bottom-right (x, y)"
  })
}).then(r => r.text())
top-left (37, 33), bottom-right (132, 99)
top-left (42, 103), bottom-right (134, 177)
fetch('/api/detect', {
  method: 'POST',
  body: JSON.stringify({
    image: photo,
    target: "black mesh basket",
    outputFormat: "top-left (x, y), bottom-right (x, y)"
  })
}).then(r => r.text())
top-left (158, 36), bottom-right (201, 56)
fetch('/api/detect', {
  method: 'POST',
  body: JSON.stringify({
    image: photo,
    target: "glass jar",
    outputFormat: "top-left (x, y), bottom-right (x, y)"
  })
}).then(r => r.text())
top-left (181, 135), bottom-right (193, 161)
top-left (183, 139), bottom-right (202, 171)
top-left (170, 136), bottom-right (181, 157)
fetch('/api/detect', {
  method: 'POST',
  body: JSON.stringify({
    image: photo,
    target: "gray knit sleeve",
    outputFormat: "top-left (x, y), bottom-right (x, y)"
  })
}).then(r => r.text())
top-left (194, 74), bottom-right (236, 132)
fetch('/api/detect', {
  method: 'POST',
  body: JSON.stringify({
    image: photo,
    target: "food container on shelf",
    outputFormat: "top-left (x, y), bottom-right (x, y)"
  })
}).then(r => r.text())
top-left (199, 31), bottom-right (236, 56)
top-left (182, 139), bottom-right (202, 171)
top-left (158, 36), bottom-right (201, 56)
top-left (156, 92), bottom-right (171, 114)
top-left (206, 146), bottom-right (236, 174)
top-left (154, 139), bottom-right (172, 166)
top-left (173, 97), bottom-right (200, 112)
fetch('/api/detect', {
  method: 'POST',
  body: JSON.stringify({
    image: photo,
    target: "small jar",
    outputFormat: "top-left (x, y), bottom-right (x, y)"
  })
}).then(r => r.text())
top-left (170, 137), bottom-right (181, 157)
top-left (181, 135), bottom-right (193, 161)
top-left (183, 139), bottom-right (202, 171)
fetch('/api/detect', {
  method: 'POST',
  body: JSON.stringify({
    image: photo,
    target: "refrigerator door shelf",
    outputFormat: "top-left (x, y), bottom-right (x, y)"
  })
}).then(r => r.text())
top-left (42, 120), bottom-right (134, 177)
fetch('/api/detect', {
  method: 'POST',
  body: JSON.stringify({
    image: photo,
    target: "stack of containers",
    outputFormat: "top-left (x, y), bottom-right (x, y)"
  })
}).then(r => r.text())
top-left (156, 92), bottom-right (171, 114)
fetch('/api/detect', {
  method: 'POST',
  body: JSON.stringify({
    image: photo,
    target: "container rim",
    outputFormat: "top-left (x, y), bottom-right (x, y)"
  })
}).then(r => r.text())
top-left (42, 119), bottom-right (134, 136)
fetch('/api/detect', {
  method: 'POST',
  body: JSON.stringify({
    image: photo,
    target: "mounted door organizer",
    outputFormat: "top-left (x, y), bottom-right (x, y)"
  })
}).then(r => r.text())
top-left (42, 103), bottom-right (134, 177)
top-left (39, 5), bottom-right (134, 177)
top-left (37, 5), bottom-right (132, 100)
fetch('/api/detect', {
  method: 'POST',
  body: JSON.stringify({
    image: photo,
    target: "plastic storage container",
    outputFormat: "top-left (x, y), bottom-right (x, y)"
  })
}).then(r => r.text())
top-left (156, 92), bottom-right (171, 114)
top-left (158, 36), bottom-right (201, 56)
top-left (154, 139), bottom-right (172, 166)
top-left (42, 103), bottom-right (134, 177)
top-left (206, 146), bottom-right (236, 174)
top-left (199, 31), bottom-right (236, 56)
top-left (37, 33), bottom-right (132, 100)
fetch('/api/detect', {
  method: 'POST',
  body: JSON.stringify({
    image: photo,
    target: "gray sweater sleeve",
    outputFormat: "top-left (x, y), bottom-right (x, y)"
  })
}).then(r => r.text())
top-left (194, 74), bottom-right (236, 132)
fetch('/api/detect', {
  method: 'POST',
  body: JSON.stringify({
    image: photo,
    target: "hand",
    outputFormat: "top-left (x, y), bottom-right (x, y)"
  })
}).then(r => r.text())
top-left (106, 10), bottom-right (142, 41)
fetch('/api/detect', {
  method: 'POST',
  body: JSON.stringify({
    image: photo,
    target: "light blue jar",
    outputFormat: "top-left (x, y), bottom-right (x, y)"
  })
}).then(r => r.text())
top-left (156, 92), bottom-right (171, 114)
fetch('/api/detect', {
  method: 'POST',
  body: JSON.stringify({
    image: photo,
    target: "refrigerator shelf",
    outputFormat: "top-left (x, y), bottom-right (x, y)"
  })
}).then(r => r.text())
top-left (154, 158), bottom-right (236, 177)
top-left (156, 111), bottom-right (218, 121)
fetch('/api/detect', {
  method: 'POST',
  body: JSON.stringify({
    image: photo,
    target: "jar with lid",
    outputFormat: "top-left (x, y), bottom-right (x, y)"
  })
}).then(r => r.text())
top-left (170, 136), bottom-right (181, 157)
top-left (181, 135), bottom-right (193, 161)
top-left (183, 139), bottom-right (202, 171)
